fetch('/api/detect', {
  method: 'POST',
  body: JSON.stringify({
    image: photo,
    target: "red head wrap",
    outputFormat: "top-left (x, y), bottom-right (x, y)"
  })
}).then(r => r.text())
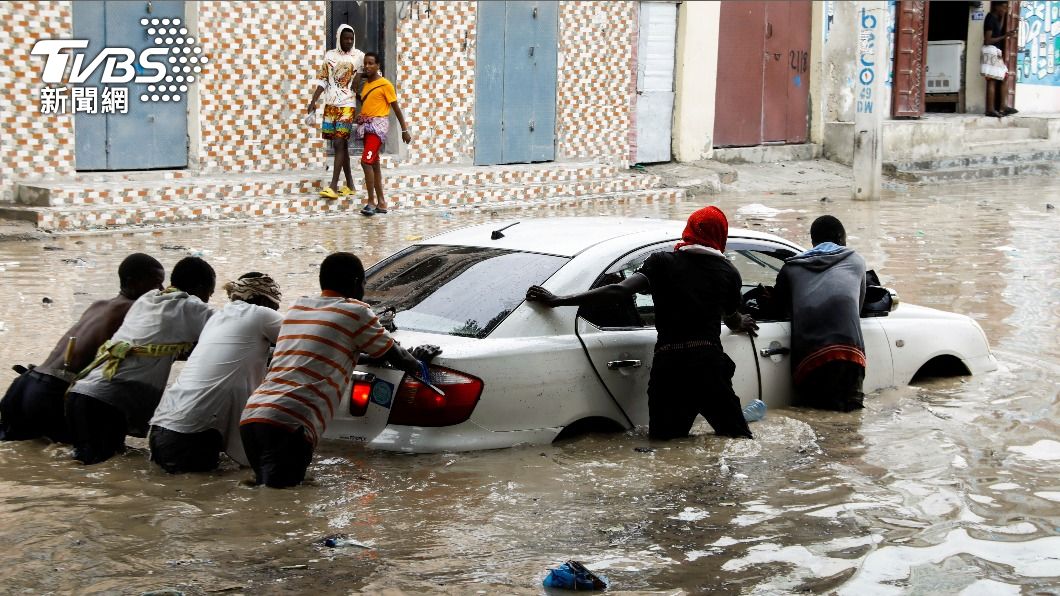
top-left (675, 206), bottom-right (728, 252)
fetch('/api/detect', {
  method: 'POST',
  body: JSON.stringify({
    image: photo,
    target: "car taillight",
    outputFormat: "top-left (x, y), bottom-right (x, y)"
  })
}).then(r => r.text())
top-left (350, 381), bottom-right (372, 416)
top-left (389, 365), bottom-right (484, 427)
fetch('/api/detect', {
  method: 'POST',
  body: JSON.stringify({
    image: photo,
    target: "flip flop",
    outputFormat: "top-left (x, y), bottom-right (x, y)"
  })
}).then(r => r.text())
top-left (375, 207), bottom-right (388, 214)
top-left (360, 205), bottom-right (376, 217)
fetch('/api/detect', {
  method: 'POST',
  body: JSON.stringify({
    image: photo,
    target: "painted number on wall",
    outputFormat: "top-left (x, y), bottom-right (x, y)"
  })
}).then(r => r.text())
top-left (790, 50), bottom-right (809, 73)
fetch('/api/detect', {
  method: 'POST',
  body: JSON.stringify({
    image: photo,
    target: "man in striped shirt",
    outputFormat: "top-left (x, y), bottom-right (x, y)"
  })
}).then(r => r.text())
top-left (240, 252), bottom-right (435, 488)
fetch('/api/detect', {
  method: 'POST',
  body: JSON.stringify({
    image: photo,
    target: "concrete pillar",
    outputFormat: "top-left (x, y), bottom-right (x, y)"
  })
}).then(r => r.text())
top-left (808, 1), bottom-right (827, 145)
top-left (671, 1), bottom-right (720, 162)
top-left (852, 1), bottom-right (887, 200)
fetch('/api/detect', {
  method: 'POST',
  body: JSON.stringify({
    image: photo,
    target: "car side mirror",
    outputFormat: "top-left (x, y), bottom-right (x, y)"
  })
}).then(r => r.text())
top-left (862, 286), bottom-right (898, 317)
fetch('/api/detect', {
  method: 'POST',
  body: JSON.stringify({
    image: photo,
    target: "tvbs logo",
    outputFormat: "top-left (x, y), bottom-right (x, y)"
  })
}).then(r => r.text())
top-left (32, 40), bottom-right (169, 84)
top-left (32, 17), bottom-right (207, 104)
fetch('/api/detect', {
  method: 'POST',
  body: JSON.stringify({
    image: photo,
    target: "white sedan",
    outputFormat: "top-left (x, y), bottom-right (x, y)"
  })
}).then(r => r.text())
top-left (324, 218), bottom-right (997, 452)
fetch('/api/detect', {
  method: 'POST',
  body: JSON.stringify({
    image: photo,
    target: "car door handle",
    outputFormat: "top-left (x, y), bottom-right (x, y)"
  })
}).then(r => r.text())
top-left (607, 359), bottom-right (642, 370)
top-left (759, 346), bottom-right (791, 357)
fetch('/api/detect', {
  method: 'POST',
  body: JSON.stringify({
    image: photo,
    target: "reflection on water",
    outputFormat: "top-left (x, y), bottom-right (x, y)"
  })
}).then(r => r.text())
top-left (0, 177), bottom-right (1058, 593)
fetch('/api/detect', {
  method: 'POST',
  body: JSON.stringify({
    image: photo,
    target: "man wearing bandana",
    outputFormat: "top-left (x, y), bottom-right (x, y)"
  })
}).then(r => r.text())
top-left (526, 207), bottom-right (757, 440)
top-left (148, 272), bottom-right (284, 474)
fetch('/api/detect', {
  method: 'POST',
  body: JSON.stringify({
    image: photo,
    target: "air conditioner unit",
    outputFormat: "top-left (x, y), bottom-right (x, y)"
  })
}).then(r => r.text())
top-left (927, 40), bottom-right (964, 94)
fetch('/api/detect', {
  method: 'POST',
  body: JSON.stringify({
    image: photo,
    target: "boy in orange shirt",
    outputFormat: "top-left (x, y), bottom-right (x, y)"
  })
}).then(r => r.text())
top-left (356, 52), bottom-right (412, 216)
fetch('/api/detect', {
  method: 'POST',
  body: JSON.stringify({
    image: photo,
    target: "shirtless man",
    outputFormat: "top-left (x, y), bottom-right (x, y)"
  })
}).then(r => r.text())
top-left (0, 253), bottom-right (165, 442)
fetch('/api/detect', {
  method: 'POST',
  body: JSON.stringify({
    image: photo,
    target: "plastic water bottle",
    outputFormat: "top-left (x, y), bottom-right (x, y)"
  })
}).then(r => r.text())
top-left (742, 399), bottom-right (767, 423)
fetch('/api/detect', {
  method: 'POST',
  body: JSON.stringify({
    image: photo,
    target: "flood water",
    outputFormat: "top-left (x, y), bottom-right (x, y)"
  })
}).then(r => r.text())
top-left (0, 177), bottom-right (1058, 594)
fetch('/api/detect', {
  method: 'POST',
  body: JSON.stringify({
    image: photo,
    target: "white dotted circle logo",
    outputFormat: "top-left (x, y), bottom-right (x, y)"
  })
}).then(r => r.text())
top-left (141, 16), bottom-right (208, 103)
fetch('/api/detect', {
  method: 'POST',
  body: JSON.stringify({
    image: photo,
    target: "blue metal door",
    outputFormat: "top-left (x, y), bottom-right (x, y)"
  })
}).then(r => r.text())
top-left (73, 1), bottom-right (188, 171)
top-left (475, 1), bottom-right (557, 165)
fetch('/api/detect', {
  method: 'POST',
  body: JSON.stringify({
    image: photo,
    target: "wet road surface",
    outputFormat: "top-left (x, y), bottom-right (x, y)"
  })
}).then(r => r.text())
top-left (0, 177), bottom-right (1058, 594)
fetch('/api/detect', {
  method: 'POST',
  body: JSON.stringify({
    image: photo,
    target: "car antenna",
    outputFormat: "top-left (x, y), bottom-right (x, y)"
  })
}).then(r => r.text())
top-left (491, 221), bottom-right (520, 240)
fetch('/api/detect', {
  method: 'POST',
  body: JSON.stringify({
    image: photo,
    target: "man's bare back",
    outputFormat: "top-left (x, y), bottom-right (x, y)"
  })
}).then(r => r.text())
top-left (35, 296), bottom-right (139, 377)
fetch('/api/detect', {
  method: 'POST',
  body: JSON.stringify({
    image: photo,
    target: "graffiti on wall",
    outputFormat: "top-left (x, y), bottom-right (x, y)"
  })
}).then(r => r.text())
top-left (857, 6), bottom-right (880, 114)
top-left (1018, 1), bottom-right (1060, 85)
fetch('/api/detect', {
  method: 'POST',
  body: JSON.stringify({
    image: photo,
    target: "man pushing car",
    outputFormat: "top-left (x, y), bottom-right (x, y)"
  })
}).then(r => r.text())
top-left (526, 206), bottom-right (758, 440)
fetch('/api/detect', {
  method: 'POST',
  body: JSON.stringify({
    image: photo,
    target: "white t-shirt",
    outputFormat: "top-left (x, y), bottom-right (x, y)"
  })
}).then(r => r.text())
top-left (150, 301), bottom-right (283, 465)
top-left (71, 289), bottom-right (214, 435)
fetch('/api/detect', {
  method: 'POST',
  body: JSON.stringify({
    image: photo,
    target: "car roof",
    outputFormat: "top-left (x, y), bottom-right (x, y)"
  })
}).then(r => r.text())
top-left (421, 217), bottom-right (798, 257)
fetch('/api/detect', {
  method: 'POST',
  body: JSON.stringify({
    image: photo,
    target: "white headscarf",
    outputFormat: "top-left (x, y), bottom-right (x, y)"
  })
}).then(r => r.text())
top-left (314, 24), bottom-right (364, 108)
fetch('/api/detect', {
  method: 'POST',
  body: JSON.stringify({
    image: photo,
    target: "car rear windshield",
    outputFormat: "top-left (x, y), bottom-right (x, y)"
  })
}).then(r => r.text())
top-left (364, 244), bottom-right (568, 339)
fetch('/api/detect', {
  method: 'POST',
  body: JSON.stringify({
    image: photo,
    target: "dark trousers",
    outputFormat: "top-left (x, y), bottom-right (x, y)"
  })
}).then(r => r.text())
top-left (647, 348), bottom-right (753, 440)
top-left (149, 425), bottom-right (223, 474)
top-left (66, 392), bottom-right (128, 465)
top-left (794, 360), bottom-right (866, 412)
top-left (0, 371), bottom-right (72, 443)
top-left (239, 422), bottom-right (314, 489)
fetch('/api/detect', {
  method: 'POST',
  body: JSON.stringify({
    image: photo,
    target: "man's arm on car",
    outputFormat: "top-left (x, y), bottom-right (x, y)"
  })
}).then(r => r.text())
top-left (526, 273), bottom-right (650, 309)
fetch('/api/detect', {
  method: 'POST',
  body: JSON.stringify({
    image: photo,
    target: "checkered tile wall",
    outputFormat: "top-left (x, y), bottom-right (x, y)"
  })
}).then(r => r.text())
top-left (394, 1), bottom-right (477, 165)
top-left (556, 1), bottom-right (637, 165)
top-left (195, 1), bottom-right (325, 173)
top-left (0, 1), bottom-right (76, 199)
top-left (0, 0), bottom-right (637, 194)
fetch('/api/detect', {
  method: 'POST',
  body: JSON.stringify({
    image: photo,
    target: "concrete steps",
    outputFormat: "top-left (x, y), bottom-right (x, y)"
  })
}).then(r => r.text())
top-left (884, 147), bottom-right (1060, 183)
top-left (963, 126), bottom-right (1034, 143)
top-left (0, 187), bottom-right (685, 232)
top-left (0, 161), bottom-right (685, 231)
top-left (14, 162), bottom-right (621, 208)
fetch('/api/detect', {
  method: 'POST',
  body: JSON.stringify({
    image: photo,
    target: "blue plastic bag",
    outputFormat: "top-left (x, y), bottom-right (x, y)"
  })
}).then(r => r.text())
top-left (542, 560), bottom-right (607, 591)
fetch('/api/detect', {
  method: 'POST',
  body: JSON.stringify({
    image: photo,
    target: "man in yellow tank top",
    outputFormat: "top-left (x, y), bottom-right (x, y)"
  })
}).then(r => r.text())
top-left (355, 52), bottom-right (412, 216)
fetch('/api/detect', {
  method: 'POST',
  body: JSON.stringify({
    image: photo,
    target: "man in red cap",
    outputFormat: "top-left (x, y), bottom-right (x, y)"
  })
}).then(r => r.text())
top-left (526, 206), bottom-right (757, 440)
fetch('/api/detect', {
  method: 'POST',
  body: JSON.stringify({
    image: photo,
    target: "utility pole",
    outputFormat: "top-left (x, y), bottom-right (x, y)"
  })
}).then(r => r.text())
top-left (853, 1), bottom-right (887, 200)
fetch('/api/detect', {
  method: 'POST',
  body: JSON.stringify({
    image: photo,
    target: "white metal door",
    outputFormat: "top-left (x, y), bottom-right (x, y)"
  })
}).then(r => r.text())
top-left (635, 1), bottom-right (677, 163)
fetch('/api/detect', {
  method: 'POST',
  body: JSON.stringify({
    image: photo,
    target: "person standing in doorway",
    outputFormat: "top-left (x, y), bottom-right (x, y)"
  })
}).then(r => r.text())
top-left (307, 24), bottom-right (365, 199)
top-left (982, 1), bottom-right (1019, 118)
top-left (356, 52), bottom-right (412, 217)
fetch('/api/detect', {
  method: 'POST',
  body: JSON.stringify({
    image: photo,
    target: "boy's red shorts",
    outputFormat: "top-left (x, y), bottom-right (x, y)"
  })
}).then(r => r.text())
top-left (361, 133), bottom-right (382, 165)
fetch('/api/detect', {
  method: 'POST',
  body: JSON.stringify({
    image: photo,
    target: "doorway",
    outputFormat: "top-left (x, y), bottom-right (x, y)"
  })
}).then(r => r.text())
top-left (73, 0), bottom-right (189, 171)
top-left (474, 1), bottom-right (558, 166)
top-left (327, 1), bottom-right (386, 155)
top-left (713, 1), bottom-right (813, 147)
top-left (893, 0), bottom-right (1019, 118)
top-left (924, 0), bottom-right (970, 113)
top-left (634, 1), bottom-right (677, 164)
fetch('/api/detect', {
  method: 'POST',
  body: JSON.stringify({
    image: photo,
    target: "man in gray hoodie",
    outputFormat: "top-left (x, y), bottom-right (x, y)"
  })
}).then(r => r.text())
top-left (773, 216), bottom-right (867, 411)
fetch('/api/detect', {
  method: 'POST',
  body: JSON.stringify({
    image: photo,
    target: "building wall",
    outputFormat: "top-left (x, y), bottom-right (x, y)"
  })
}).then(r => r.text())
top-left (556, 1), bottom-right (637, 164)
top-left (1016, 0), bottom-right (1060, 111)
top-left (1, 0), bottom-right (637, 193)
top-left (671, 1), bottom-right (720, 162)
top-left (394, 1), bottom-right (477, 165)
top-left (0, 1), bottom-right (76, 199)
top-left (194, 1), bottom-right (324, 174)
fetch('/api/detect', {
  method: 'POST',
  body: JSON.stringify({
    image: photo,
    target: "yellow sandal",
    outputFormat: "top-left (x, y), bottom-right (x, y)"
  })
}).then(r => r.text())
top-left (319, 187), bottom-right (339, 199)
top-left (339, 186), bottom-right (354, 197)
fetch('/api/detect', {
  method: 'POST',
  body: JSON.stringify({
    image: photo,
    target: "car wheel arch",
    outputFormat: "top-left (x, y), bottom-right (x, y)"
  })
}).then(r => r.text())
top-left (909, 354), bottom-right (972, 384)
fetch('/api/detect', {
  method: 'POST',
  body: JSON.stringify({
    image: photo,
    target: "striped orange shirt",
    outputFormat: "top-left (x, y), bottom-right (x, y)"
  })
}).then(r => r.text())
top-left (241, 295), bottom-right (394, 443)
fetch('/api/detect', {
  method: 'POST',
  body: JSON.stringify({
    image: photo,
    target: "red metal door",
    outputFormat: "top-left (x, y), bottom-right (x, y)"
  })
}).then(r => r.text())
top-left (715, 2), bottom-right (766, 147)
top-left (781, 1), bottom-right (811, 143)
top-left (762, 1), bottom-right (791, 142)
top-left (1004, 0), bottom-right (1020, 109)
top-left (716, 1), bottom-right (812, 146)
top-left (891, 0), bottom-right (930, 117)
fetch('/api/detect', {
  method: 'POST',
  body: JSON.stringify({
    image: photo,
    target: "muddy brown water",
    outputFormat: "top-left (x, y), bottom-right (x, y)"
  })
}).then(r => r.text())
top-left (0, 178), bottom-right (1058, 594)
